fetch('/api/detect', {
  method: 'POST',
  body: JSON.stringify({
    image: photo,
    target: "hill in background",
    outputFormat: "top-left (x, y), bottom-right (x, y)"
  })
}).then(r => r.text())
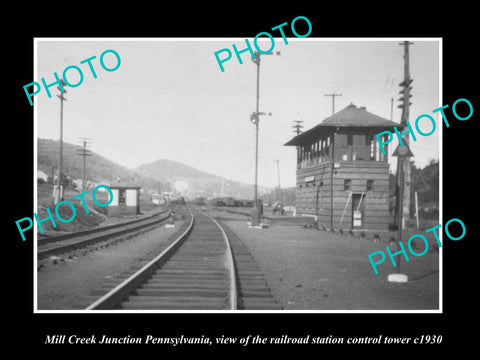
top-left (389, 159), bottom-right (439, 219)
top-left (37, 138), bottom-right (166, 191)
top-left (134, 159), bottom-right (268, 199)
top-left (37, 139), bottom-right (267, 200)
top-left (411, 159), bottom-right (439, 218)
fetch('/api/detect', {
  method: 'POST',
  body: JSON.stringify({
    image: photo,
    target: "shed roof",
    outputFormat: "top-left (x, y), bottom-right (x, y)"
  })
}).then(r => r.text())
top-left (284, 103), bottom-right (402, 146)
top-left (108, 181), bottom-right (141, 189)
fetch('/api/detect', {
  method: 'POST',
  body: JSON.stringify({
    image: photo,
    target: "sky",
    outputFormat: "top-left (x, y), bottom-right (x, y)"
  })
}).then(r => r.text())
top-left (35, 38), bottom-right (440, 188)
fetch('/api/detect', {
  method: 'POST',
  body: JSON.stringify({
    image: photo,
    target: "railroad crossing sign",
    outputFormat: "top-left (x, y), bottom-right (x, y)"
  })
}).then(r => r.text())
top-left (392, 143), bottom-right (414, 157)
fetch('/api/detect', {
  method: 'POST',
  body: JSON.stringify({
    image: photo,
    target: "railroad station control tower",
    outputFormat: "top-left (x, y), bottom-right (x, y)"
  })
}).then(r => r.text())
top-left (284, 103), bottom-right (402, 231)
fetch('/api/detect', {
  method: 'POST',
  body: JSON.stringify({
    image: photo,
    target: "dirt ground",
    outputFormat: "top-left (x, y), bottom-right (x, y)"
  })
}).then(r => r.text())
top-left (36, 206), bottom-right (440, 311)
top-left (210, 210), bottom-right (440, 311)
top-left (36, 219), bottom-right (186, 310)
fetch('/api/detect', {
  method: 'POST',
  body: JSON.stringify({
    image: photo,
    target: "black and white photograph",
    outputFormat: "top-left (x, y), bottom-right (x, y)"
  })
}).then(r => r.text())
top-left (33, 38), bottom-right (440, 312)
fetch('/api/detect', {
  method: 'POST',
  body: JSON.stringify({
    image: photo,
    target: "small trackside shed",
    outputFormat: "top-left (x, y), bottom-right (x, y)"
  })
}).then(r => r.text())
top-left (107, 182), bottom-right (141, 216)
top-left (284, 103), bottom-right (404, 231)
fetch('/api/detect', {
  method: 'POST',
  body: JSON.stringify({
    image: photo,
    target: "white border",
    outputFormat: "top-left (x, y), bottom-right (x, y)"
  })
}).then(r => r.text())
top-left (33, 37), bottom-right (442, 314)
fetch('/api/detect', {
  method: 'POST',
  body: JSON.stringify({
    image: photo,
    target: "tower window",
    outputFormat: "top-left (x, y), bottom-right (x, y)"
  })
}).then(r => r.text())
top-left (367, 180), bottom-right (374, 191)
top-left (344, 179), bottom-right (351, 191)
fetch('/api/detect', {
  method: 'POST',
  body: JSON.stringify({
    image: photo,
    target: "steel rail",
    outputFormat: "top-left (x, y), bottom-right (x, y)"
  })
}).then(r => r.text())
top-left (38, 209), bottom-right (169, 245)
top-left (202, 211), bottom-right (238, 310)
top-left (86, 213), bottom-right (195, 310)
top-left (38, 213), bottom-right (172, 260)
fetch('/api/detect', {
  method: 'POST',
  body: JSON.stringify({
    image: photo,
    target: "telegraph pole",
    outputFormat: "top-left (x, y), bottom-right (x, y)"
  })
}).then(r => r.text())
top-left (51, 166), bottom-right (56, 185)
top-left (77, 138), bottom-right (92, 192)
top-left (274, 159), bottom-right (281, 203)
top-left (275, 159), bottom-right (281, 189)
top-left (390, 97), bottom-right (394, 121)
top-left (55, 80), bottom-right (67, 204)
top-left (325, 93), bottom-right (342, 115)
top-left (292, 119), bottom-right (304, 179)
top-left (396, 41), bottom-right (414, 230)
top-left (324, 94), bottom-right (341, 228)
top-left (292, 120), bottom-right (304, 136)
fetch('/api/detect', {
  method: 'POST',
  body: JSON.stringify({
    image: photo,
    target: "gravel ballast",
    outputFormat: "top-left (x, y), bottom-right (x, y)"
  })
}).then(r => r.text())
top-left (37, 220), bottom-right (186, 310)
top-left (215, 212), bottom-right (439, 311)
top-left (37, 208), bottom-right (440, 311)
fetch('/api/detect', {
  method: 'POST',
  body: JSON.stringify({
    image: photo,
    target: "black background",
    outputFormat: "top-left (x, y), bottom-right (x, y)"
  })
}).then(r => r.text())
top-left (7, 5), bottom-right (477, 355)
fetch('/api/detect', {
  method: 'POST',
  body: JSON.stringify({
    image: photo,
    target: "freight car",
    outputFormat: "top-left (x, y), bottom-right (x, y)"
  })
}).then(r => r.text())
top-left (211, 197), bottom-right (255, 208)
top-left (170, 196), bottom-right (186, 205)
top-left (210, 197), bottom-right (234, 206)
top-left (191, 197), bottom-right (207, 205)
top-left (234, 199), bottom-right (254, 207)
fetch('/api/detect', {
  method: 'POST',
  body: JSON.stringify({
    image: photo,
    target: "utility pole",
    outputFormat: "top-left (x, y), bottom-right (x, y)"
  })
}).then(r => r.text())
top-left (293, 120), bottom-right (304, 177)
top-left (274, 159), bottom-right (281, 202)
top-left (325, 93), bottom-right (342, 115)
top-left (292, 120), bottom-right (304, 136)
top-left (51, 166), bottom-right (56, 185)
top-left (55, 80), bottom-right (67, 205)
top-left (77, 138), bottom-right (92, 192)
top-left (250, 50), bottom-right (279, 226)
top-left (396, 41), bottom-right (414, 230)
top-left (275, 159), bottom-right (281, 189)
top-left (390, 97), bottom-right (394, 121)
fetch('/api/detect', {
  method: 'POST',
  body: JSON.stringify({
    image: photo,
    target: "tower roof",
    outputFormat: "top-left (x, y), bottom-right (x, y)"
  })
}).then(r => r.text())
top-left (284, 103), bottom-right (402, 146)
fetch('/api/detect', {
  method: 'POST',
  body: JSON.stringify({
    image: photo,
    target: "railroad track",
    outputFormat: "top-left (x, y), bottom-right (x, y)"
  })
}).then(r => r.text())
top-left (37, 209), bottom-right (173, 262)
top-left (86, 209), bottom-right (281, 310)
top-left (38, 209), bottom-right (169, 245)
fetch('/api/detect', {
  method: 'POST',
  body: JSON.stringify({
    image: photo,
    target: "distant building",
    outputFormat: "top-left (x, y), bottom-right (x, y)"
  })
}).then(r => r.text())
top-left (107, 182), bottom-right (141, 216)
top-left (37, 170), bottom-right (48, 183)
top-left (284, 103), bottom-right (403, 230)
top-left (151, 193), bottom-right (165, 206)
